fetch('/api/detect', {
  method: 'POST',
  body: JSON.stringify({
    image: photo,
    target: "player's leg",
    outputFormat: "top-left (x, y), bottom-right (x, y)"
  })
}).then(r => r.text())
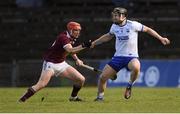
top-left (95, 64), bottom-right (117, 101)
top-left (19, 62), bottom-right (54, 102)
top-left (124, 58), bottom-right (140, 99)
top-left (128, 58), bottom-right (140, 84)
top-left (59, 66), bottom-right (85, 101)
top-left (32, 70), bottom-right (54, 91)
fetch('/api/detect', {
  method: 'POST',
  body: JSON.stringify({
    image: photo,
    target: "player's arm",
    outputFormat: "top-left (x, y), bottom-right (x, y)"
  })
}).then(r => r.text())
top-left (91, 33), bottom-right (114, 47)
top-left (64, 41), bottom-right (92, 54)
top-left (71, 53), bottom-right (83, 66)
top-left (64, 44), bottom-right (84, 54)
top-left (143, 25), bottom-right (170, 45)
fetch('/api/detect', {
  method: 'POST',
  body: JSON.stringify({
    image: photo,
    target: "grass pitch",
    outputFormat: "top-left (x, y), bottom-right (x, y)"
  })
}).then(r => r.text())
top-left (0, 87), bottom-right (179, 113)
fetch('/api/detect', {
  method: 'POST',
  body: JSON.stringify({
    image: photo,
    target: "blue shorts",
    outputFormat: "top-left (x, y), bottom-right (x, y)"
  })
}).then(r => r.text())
top-left (108, 56), bottom-right (138, 72)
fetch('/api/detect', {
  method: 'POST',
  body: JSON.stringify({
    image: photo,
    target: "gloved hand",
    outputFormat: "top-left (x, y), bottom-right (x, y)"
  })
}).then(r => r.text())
top-left (82, 40), bottom-right (92, 48)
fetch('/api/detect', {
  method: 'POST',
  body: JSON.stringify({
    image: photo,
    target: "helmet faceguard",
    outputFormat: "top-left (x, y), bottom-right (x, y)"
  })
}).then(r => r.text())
top-left (67, 21), bottom-right (81, 40)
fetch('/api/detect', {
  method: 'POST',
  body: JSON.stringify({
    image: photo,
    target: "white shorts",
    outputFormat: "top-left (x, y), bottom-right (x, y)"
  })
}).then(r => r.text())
top-left (42, 61), bottom-right (70, 76)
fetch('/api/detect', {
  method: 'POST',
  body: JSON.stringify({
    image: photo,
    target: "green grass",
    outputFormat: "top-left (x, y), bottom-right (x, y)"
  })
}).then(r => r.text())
top-left (0, 87), bottom-right (180, 113)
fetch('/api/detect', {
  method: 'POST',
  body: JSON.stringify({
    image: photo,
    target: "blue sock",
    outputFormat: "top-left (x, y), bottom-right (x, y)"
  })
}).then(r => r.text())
top-left (127, 82), bottom-right (132, 88)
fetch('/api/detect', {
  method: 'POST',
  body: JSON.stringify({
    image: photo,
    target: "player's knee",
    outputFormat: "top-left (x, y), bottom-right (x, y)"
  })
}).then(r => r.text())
top-left (76, 76), bottom-right (85, 86)
top-left (80, 76), bottom-right (85, 84)
top-left (133, 66), bottom-right (140, 75)
top-left (99, 74), bottom-right (107, 83)
top-left (135, 66), bottom-right (140, 72)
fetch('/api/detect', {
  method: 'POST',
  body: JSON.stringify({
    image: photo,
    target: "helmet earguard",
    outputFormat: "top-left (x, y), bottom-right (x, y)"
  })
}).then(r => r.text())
top-left (112, 7), bottom-right (128, 17)
top-left (67, 21), bottom-right (81, 31)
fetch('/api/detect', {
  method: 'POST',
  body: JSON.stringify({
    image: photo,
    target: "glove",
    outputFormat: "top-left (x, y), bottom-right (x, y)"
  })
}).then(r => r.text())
top-left (82, 40), bottom-right (92, 48)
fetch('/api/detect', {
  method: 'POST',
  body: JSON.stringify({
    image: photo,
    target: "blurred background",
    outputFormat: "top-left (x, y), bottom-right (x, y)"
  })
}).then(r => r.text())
top-left (0, 0), bottom-right (180, 87)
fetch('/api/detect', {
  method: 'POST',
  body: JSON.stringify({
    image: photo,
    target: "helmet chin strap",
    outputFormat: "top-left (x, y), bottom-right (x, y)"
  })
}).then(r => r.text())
top-left (68, 30), bottom-right (77, 44)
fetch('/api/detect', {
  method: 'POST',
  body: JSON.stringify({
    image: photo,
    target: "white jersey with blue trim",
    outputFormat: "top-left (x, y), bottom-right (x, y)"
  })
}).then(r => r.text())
top-left (109, 20), bottom-right (143, 57)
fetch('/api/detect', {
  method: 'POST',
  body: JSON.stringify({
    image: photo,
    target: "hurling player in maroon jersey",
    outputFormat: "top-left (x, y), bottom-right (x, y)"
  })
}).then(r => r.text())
top-left (19, 21), bottom-right (92, 102)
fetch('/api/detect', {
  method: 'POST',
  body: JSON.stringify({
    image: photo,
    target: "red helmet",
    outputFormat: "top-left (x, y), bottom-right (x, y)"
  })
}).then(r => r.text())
top-left (67, 21), bottom-right (81, 31)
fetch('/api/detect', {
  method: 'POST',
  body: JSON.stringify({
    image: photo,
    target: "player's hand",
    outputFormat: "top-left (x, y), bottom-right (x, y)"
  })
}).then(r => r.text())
top-left (90, 42), bottom-right (96, 48)
top-left (75, 59), bottom-right (83, 66)
top-left (82, 40), bottom-right (92, 48)
top-left (160, 37), bottom-right (170, 45)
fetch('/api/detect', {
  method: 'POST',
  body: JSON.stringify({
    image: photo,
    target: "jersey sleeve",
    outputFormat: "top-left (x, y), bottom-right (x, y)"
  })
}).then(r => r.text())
top-left (132, 21), bottom-right (144, 32)
top-left (109, 24), bottom-right (115, 35)
top-left (57, 35), bottom-right (70, 47)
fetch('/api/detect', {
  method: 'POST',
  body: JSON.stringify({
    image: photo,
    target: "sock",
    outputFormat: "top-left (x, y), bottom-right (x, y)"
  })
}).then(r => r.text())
top-left (97, 92), bottom-right (104, 99)
top-left (127, 81), bottom-right (133, 88)
top-left (71, 85), bottom-right (81, 97)
top-left (19, 87), bottom-right (36, 102)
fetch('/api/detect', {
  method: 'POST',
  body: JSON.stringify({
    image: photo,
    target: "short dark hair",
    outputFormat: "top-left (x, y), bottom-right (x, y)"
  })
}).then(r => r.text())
top-left (112, 7), bottom-right (128, 17)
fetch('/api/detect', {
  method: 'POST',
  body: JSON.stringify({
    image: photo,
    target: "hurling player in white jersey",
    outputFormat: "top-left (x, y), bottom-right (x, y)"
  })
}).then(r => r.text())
top-left (91, 7), bottom-right (170, 101)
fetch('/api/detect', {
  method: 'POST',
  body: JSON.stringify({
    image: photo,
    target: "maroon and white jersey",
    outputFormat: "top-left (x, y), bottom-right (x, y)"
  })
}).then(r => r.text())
top-left (43, 31), bottom-right (72, 63)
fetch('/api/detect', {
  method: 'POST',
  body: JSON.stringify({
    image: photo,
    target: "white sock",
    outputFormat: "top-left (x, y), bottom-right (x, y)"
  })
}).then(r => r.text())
top-left (70, 96), bottom-right (77, 99)
top-left (97, 92), bottom-right (104, 98)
